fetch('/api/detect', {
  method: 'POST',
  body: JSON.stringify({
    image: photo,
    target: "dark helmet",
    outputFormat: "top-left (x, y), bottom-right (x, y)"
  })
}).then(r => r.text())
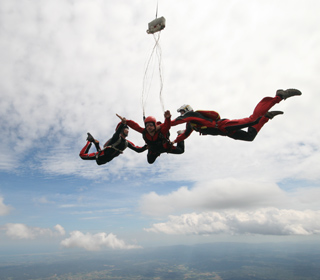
top-left (116, 122), bottom-right (129, 136)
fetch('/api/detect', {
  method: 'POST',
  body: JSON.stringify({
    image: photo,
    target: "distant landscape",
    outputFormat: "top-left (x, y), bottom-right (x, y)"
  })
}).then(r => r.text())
top-left (1, 242), bottom-right (320, 280)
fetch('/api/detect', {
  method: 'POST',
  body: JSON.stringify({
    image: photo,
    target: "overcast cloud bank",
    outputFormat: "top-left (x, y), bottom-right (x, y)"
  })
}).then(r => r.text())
top-left (61, 231), bottom-right (142, 251)
top-left (145, 208), bottom-right (320, 236)
top-left (2, 223), bottom-right (65, 239)
top-left (139, 178), bottom-right (320, 217)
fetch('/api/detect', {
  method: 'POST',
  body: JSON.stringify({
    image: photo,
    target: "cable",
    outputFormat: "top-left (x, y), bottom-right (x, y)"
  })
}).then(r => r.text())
top-left (141, 0), bottom-right (165, 119)
top-left (141, 30), bottom-right (164, 119)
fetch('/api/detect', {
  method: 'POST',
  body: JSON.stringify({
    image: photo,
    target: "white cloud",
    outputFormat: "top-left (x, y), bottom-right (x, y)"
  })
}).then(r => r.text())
top-left (0, 197), bottom-right (12, 216)
top-left (54, 224), bottom-right (66, 236)
top-left (145, 208), bottom-right (320, 236)
top-left (61, 231), bottom-right (141, 251)
top-left (33, 196), bottom-right (54, 204)
top-left (3, 223), bottom-right (66, 239)
top-left (1, 0), bottom-right (320, 250)
top-left (139, 179), bottom-right (287, 217)
top-left (0, 0), bottom-right (319, 184)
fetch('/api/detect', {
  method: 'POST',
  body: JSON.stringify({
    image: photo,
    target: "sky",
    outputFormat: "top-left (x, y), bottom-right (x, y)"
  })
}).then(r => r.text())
top-left (1, 0), bottom-right (320, 255)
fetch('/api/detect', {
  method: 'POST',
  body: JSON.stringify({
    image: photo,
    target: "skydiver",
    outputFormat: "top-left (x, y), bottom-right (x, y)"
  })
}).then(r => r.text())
top-left (171, 89), bottom-right (302, 143)
top-left (119, 110), bottom-right (185, 164)
top-left (79, 118), bottom-right (147, 165)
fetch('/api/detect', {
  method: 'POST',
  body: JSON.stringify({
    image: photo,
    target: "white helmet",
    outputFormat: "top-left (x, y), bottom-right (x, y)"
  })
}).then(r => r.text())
top-left (177, 104), bottom-right (193, 115)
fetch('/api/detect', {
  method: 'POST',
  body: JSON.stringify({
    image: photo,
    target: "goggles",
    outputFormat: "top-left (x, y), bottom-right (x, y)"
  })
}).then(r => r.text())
top-left (145, 122), bottom-right (155, 128)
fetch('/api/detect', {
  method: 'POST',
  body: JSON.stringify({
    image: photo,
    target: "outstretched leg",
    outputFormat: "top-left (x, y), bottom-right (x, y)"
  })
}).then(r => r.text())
top-left (224, 95), bottom-right (282, 133)
top-left (79, 141), bottom-right (97, 160)
top-left (79, 133), bottom-right (101, 160)
top-left (167, 141), bottom-right (185, 155)
top-left (224, 89), bottom-right (301, 141)
top-left (87, 132), bottom-right (101, 151)
top-left (249, 89), bottom-right (301, 133)
top-left (228, 111), bottom-right (284, 141)
top-left (147, 151), bottom-right (161, 164)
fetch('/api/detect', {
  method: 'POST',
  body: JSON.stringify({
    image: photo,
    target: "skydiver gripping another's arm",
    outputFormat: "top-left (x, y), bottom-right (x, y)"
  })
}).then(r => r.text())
top-left (171, 105), bottom-right (214, 143)
top-left (116, 114), bottom-right (147, 153)
top-left (120, 110), bottom-right (185, 164)
top-left (79, 115), bottom-right (147, 165)
top-left (172, 122), bottom-right (193, 144)
top-left (171, 88), bottom-right (302, 142)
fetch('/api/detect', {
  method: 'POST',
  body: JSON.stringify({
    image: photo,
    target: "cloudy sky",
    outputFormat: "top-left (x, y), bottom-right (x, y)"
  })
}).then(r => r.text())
top-left (1, 0), bottom-right (320, 254)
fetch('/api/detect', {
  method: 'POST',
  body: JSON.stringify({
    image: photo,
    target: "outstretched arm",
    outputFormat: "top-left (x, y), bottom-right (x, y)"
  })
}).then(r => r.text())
top-left (159, 110), bottom-right (172, 135)
top-left (173, 122), bottom-right (193, 143)
top-left (103, 122), bottom-right (125, 148)
top-left (116, 114), bottom-right (127, 124)
top-left (171, 111), bottom-right (217, 127)
top-left (127, 141), bottom-right (148, 153)
top-left (117, 113), bottom-right (144, 134)
top-left (126, 120), bottom-right (144, 133)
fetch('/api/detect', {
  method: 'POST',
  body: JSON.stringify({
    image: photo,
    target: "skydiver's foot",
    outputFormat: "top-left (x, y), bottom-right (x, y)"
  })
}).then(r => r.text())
top-left (276, 89), bottom-right (302, 100)
top-left (265, 111), bottom-right (284, 119)
top-left (177, 130), bottom-right (184, 135)
top-left (86, 132), bottom-right (95, 142)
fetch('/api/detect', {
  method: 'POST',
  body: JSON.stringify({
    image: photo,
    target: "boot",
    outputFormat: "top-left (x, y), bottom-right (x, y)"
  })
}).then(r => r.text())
top-left (86, 132), bottom-right (95, 142)
top-left (276, 89), bottom-right (302, 100)
top-left (265, 111), bottom-right (284, 119)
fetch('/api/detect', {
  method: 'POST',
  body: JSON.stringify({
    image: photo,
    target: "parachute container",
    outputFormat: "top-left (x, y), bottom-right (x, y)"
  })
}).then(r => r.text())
top-left (196, 110), bottom-right (221, 121)
top-left (146, 16), bottom-right (166, 34)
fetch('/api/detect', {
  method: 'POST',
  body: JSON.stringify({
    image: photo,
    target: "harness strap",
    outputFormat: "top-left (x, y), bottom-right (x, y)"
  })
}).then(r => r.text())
top-left (102, 136), bottom-right (128, 154)
top-left (104, 145), bottom-right (125, 154)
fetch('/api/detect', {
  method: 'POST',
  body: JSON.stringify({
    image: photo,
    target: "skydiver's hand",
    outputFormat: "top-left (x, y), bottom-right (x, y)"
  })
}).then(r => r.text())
top-left (164, 110), bottom-right (171, 119)
top-left (116, 114), bottom-right (126, 124)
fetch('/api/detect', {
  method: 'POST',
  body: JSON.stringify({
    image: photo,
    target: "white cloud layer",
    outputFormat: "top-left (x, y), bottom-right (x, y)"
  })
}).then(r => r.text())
top-left (139, 179), bottom-right (291, 217)
top-left (0, 197), bottom-right (12, 216)
top-left (61, 231), bottom-right (141, 251)
top-left (3, 223), bottom-right (65, 239)
top-left (1, 0), bottom-right (320, 250)
top-left (145, 208), bottom-right (320, 236)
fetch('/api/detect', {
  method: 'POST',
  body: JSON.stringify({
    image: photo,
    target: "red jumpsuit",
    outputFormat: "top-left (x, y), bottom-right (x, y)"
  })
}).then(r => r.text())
top-left (126, 117), bottom-right (184, 164)
top-left (172, 96), bottom-right (282, 142)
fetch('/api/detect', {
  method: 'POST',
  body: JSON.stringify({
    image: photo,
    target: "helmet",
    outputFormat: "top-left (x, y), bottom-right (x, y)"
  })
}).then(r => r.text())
top-left (144, 116), bottom-right (157, 127)
top-left (177, 104), bottom-right (193, 115)
top-left (116, 122), bottom-right (129, 132)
